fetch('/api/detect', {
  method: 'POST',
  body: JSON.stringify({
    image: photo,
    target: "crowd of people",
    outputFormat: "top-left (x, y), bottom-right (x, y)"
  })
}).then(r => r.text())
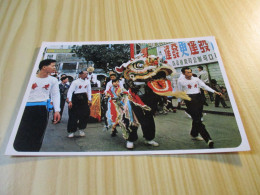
top-left (13, 59), bottom-right (230, 152)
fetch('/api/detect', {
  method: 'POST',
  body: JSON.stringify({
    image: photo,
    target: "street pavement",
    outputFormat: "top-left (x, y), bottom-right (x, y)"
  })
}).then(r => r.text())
top-left (41, 100), bottom-right (242, 153)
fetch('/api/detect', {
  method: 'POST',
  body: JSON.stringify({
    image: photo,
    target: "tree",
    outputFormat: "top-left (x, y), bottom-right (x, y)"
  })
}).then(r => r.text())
top-left (71, 44), bottom-right (130, 71)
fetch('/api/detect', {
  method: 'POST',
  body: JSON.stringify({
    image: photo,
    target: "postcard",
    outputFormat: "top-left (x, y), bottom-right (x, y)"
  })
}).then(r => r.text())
top-left (5, 37), bottom-right (250, 156)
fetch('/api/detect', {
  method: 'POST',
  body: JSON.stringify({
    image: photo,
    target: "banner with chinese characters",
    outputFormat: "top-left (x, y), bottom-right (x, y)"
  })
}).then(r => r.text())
top-left (157, 40), bottom-right (217, 67)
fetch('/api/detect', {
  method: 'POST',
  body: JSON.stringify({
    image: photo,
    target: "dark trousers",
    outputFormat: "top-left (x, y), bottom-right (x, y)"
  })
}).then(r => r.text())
top-left (13, 106), bottom-right (48, 152)
top-left (200, 89), bottom-right (207, 105)
top-left (215, 95), bottom-right (227, 107)
top-left (185, 94), bottom-right (212, 143)
top-left (128, 103), bottom-right (155, 142)
top-left (67, 93), bottom-right (90, 133)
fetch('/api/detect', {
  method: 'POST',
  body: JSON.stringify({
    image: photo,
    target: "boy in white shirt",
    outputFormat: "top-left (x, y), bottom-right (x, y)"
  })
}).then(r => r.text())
top-left (67, 71), bottom-right (92, 138)
top-left (13, 59), bottom-right (60, 151)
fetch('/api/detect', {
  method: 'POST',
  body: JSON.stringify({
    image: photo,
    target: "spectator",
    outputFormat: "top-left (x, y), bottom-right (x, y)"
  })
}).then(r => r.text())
top-left (211, 79), bottom-right (230, 108)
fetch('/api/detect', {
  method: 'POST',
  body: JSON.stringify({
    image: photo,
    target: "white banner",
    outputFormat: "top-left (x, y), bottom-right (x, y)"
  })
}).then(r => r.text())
top-left (157, 40), bottom-right (217, 67)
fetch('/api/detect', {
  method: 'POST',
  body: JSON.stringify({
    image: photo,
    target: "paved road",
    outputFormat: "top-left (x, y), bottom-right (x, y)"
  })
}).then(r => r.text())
top-left (41, 102), bottom-right (242, 152)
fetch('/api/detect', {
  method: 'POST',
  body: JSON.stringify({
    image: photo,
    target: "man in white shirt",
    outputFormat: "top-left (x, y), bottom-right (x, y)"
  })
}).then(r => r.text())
top-left (13, 59), bottom-right (61, 152)
top-left (197, 65), bottom-right (214, 104)
top-left (87, 67), bottom-right (101, 87)
top-left (67, 71), bottom-right (92, 138)
top-left (178, 67), bottom-right (222, 148)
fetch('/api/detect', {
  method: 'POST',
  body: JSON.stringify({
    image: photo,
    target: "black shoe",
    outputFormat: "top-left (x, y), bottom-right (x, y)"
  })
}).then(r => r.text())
top-left (111, 131), bottom-right (116, 137)
top-left (208, 140), bottom-right (214, 148)
top-left (204, 102), bottom-right (209, 106)
top-left (111, 128), bottom-right (118, 137)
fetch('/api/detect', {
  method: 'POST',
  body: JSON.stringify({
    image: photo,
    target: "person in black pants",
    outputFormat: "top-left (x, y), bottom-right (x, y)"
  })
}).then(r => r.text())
top-left (126, 81), bottom-right (159, 149)
top-left (59, 76), bottom-right (70, 121)
top-left (66, 71), bottom-right (92, 138)
top-left (211, 79), bottom-right (230, 108)
top-left (13, 59), bottom-right (60, 152)
top-left (184, 94), bottom-right (211, 142)
top-left (178, 67), bottom-right (222, 148)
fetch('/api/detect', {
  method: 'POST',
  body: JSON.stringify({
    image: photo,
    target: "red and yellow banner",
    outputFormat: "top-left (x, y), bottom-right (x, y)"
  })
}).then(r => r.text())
top-left (90, 92), bottom-right (101, 121)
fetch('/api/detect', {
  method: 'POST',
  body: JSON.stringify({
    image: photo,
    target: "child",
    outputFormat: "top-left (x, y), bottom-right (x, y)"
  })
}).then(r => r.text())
top-left (106, 79), bottom-right (126, 136)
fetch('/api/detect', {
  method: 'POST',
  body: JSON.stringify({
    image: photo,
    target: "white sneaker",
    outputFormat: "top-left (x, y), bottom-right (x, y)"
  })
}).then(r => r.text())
top-left (68, 133), bottom-right (74, 138)
top-left (78, 130), bottom-right (86, 137)
top-left (163, 106), bottom-right (169, 112)
top-left (191, 135), bottom-right (204, 141)
top-left (163, 110), bottom-right (168, 115)
top-left (126, 141), bottom-right (134, 149)
top-left (102, 125), bottom-right (109, 131)
top-left (145, 140), bottom-right (159, 146)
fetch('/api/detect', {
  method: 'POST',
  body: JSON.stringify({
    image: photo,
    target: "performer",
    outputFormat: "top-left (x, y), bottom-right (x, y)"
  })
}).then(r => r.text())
top-left (106, 79), bottom-right (128, 137)
top-left (114, 55), bottom-right (190, 149)
top-left (67, 71), bottom-right (92, 138)
top-left (59, 76), bottom-right (70, 121)
top-left (106, 79), bottom-right (145, 148)
top-left (104, 71), bottom-right (124, 94)
top-left (13, 59), bottom-right (60, 152)
top-left (103, 72), bottom-right (119, 130)
top-left (125, 80), bottom-right (159, 149)
top-left (178, 67), bottom-right (222, 148)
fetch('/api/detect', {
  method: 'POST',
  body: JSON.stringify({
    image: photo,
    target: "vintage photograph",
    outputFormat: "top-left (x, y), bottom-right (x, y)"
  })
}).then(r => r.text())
top-left (5, 37), bottom-right (250, 155)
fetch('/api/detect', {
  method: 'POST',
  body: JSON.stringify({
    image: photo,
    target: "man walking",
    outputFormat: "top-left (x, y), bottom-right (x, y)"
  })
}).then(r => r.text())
top-left (67, 71), bottom-right (92, 138)
top-left (178, 67), bottom-right (222, 148)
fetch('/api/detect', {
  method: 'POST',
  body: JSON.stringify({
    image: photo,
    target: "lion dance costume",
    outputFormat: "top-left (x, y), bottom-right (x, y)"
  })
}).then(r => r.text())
top-left (109, 55), bottom-right (190, 149)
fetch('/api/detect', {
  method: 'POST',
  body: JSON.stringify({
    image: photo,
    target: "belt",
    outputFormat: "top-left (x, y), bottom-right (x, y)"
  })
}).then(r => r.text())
top-left (187, 93), bottom-right (200, 97)
top-left (26, 99), bottom-right (53, 112)
top-left (26, 102), bottom-right (47, 106)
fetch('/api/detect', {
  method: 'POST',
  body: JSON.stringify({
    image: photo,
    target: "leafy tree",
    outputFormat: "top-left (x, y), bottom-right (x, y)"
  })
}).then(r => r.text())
top-left (71, 44), bottom-right (130, 71)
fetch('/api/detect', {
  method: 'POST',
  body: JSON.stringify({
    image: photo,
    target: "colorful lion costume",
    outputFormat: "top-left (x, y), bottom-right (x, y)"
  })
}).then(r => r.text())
top-left (106, 55), bottom-right (190, 147)
top-left (116, 55), bottom-right (190, 100)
